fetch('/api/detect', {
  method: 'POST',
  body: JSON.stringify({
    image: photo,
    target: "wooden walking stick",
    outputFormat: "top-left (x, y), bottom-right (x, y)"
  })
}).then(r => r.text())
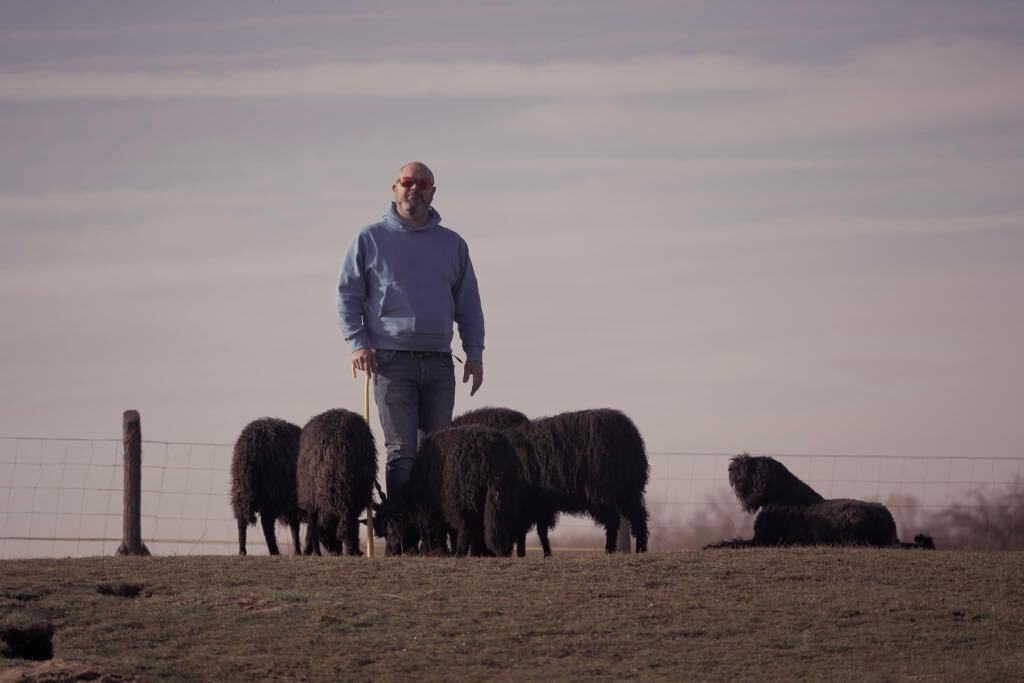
top-left (353, 365), bottom-right (375, 558)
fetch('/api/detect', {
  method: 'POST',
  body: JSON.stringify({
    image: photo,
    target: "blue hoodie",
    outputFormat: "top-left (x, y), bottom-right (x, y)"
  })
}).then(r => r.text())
top-left (336, 203), bottom-right (485, 362)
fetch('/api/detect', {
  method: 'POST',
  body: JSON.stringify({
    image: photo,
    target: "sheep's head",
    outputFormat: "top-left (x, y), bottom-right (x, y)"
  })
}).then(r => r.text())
top-left (317, 518), bottom-right (343, 555)
top-left (367, 484), bottom-right (420, 555)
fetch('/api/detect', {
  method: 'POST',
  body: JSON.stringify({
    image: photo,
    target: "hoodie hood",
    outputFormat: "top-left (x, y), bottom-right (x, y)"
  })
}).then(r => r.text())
top-left (383, 202), bottom-right (442, 232)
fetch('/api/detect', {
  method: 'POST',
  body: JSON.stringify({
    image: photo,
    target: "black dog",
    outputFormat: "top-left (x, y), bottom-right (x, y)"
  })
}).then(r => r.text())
top-left (707, 454), bottom-right (934, 549)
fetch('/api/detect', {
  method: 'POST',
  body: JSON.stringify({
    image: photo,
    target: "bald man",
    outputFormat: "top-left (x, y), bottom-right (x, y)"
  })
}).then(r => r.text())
top-left (336, 162), bottom-right (485, 512)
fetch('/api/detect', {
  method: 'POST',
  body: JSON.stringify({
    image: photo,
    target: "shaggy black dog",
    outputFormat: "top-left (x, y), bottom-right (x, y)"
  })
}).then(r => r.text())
top-left (457, 407), bottom-right (650, 555)
top-left (230, 417), bottom-right (304, 556)
top-left (297, 408), bottom-right (378, 556)
top-left (707, 454), bottom-right (935, 549)
top-left (373, 425), bottom-right (520, 557)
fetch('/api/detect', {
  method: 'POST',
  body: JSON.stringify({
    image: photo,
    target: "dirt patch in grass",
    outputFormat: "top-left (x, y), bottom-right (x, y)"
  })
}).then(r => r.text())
top-left (0, 623), bottom-right (53, 662)
top-left (96, 583), bottom-right (145, 599)
top-left (1, 550), bottom-right (1022, 681)
top-left (0, 657), bottom-right (133, 682)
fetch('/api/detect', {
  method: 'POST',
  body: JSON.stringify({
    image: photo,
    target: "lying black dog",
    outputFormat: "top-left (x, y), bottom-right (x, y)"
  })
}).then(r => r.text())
top-left (706, 454), bottom-right (934, 549)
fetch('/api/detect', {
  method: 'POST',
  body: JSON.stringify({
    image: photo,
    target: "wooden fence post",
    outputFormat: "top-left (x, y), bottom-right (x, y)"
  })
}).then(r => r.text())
top-left (616, 516), bottom-right (632, 553)
top-left (117, 410), bottom-right (150, 556)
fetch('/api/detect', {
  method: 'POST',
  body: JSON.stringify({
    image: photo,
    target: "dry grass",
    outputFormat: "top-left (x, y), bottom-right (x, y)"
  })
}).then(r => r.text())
top-left (2, 550), bottom-right (1023, 682)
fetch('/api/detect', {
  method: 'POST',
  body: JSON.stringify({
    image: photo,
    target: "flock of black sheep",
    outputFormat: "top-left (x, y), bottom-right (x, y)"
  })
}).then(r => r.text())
top-left (231, 407), bottom-right (934, 557)
top-left (231, 406), bottom-right (649, 557)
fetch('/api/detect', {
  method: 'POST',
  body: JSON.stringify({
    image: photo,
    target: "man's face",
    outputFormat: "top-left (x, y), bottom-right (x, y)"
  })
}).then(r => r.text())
top-left (392, 164), bottom-right (435, 219)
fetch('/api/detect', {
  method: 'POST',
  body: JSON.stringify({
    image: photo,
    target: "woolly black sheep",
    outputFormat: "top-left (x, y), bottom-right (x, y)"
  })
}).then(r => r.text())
top-left (230, 417), bottom-right (304, 556)
top-left (452, 407), bottom-right (554, 556)
top-left (456, 407), bottom-right (650, 555)
top-left (374, 424), bottom-right (520, 557)
top-left (296, 408), bottom-right (378, 556)
top-left (452, 407), bottom-right (549, 556)
top-left (452, 406), bottom-right (530, 431)
top-left (706, 454), bottom-right (935, 549)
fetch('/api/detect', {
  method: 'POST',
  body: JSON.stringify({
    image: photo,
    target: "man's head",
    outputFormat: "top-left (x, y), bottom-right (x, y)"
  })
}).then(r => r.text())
top-left (392, 161), bottom-right (435, 226)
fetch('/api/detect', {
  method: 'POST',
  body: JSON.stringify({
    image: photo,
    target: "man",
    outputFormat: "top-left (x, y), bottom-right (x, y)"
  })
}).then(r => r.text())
top-left (336, 161), bottom-right (484, 510)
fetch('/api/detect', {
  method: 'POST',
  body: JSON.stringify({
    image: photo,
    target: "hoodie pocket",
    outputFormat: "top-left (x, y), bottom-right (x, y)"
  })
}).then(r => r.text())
top-left (378, 282), bottom-right (450, 337)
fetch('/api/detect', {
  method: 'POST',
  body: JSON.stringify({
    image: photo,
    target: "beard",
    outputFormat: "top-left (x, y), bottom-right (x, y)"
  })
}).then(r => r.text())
top-left (401, 193), bottom-right (429, 213)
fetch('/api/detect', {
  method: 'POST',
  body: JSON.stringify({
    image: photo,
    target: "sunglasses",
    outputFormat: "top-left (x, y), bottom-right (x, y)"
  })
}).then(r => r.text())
top-left (396, 176), bottom-right (434, 190)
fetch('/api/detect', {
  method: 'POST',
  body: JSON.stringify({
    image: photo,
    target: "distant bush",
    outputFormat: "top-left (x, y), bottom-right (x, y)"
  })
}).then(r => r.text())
top-left (650, 489), bottom-right (754, 550)
top-left (525, 489), bottom-right (753, 552)
top-left (887, 479), bottom-right (1024, 551)
top-left (928, 477), bottom-right (1024, 550)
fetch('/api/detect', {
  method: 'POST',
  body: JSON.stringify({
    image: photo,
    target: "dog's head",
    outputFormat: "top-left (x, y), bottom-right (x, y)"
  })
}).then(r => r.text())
top-left (728, 453), bottom-right (771, 512)
top-left (728, 453), bottom-right (823, 511)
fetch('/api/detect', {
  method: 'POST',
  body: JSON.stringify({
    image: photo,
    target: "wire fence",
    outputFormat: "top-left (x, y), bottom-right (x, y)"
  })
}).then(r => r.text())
top-left (1, 435), bottom-right (1022, 559)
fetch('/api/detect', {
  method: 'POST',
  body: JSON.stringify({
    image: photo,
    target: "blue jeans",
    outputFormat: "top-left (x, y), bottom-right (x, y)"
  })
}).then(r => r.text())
top-left (372, 350), bottom-right (456, 506)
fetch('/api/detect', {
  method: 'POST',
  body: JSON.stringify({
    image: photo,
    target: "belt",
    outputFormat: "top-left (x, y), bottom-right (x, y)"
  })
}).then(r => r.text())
top-left (389, 350), bottom-right (451, 358)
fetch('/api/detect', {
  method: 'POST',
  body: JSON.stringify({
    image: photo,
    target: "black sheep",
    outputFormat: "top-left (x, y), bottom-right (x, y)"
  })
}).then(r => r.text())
top-left (374, 425), bottom-right (520, 557)
top-left (296, 408), bottom-right (378, 556)
top-left (452, 407), bottom-right (554, 556)
top-left (230, 417), bottom-right (304, 556)
top-left (452, 406), bottom-right (530, 431)
top-left (456, 407), bottom-right (650, 555)
top-left (706, 454), bottom-right (935, 549)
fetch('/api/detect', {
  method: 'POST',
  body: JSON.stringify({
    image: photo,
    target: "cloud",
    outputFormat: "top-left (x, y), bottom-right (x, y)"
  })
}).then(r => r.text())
top-left (0, 54), bottom-right (803, 101)
top-left (0, 39), bottom-right (1015, 105)
top-left (1, 5), bottom-right (552, 41)
top-left (503, 40), bottom-right (1024, 146)
top-left (3, 40), bottom-right (1018, 157)
top-left (0, 186), bottom-right (376, 215)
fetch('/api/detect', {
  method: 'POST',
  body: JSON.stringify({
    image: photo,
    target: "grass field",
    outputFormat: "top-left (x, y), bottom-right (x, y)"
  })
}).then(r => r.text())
top-left (2, 550), bottom-right (1023, 681)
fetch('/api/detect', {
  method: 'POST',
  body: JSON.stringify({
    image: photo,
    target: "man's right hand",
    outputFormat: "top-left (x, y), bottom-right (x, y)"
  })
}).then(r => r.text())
top-left (351, 348), bottom-right (376, 378)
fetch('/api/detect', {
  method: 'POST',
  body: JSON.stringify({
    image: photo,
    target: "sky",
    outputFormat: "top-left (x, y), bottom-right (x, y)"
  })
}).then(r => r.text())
top-left (2, 1), bottom-right (1023, 462)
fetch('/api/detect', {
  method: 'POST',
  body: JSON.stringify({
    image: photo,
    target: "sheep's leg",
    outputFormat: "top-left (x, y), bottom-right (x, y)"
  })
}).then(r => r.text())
top-left (289, 520), bottom-right (302, 555)
top-left (535, 510), bottom-right (557, 557)
top-left (537, 525), bottom-right (552, 557)
top-left (237, 518), bottom-right (248, 556)
top-left (425, 530), bottom-right (447, 556)
top-left (515, 530), bottom-right (527, 558)
top-left (600, 509), bottom-right (621, 553)
top-left (623, 497), bottom-right (649, 553)
top-left (454, 530), bottom-right (471, 557)
top-left (303, 513), bottom-right (321, 556)
top-left (342, 511), bottom-right (363, 556)
top-left (471, 535), bottom-right (489, 557)
top-left (260, 513), bottom-right (280, 555)
top-left (425, 522), bottom-right (450, 556)
top-left (460, 517), bottom-right (485, 557)
top-left (418, 513), bottom-right (448, 555)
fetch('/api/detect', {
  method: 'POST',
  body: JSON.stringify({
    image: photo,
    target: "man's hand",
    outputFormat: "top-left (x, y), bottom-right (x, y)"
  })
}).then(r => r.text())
top-left (351, 348), bottom-right (375, 378)
top-left (463, 361), bottom-right (483, 396)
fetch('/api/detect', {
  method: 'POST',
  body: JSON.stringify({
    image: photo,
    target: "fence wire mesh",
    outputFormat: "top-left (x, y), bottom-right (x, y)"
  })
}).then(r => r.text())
top-left (1, 435), bottom-right (1022, 558)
